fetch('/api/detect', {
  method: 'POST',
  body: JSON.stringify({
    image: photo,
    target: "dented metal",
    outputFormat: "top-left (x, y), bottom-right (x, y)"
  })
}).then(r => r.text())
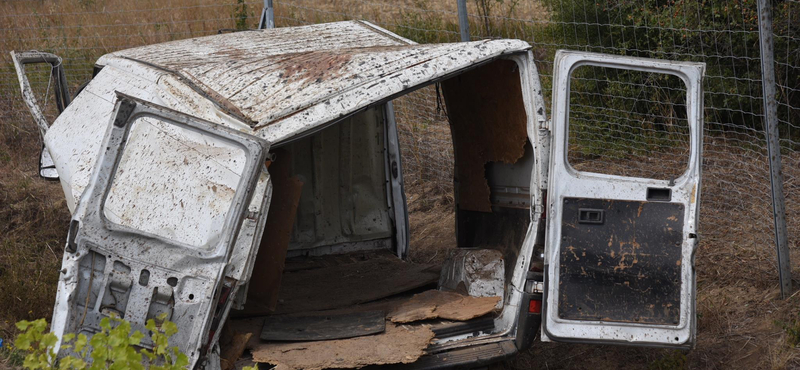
top-left (52, 94), bottom-right (269, 368)
top-left (542, 50), bottom-right (705, 347)
top-left (10, 20), bottom-right (707, 369)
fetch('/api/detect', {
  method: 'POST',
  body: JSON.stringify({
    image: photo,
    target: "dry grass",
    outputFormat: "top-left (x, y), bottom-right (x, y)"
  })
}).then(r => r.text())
top-left (274, 0), bottom-right (549, 28)
top-left (401, 138), bottom-right (800, 369)
top-left (406, 174), bottom-right (800, 370)
top-left (0, 1), bottom-right (799, 369)
top-left (0, 105), bottom-right (70, 341)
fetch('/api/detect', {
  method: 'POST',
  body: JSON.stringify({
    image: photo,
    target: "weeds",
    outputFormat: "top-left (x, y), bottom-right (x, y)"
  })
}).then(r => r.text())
top-left (234, 0), bottom-right (250, 31)
top-left (776, 316), bottom-right (800, 347)
top-left (9, 315), bottom-right (255, 370)
top-left (1, 345), bottom-right (26, 368)
top-left (648, 350), bottom-right (687, 370)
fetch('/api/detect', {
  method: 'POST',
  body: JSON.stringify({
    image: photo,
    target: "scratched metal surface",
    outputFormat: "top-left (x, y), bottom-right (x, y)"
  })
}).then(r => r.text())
top-left (558, 198), bottom-right (684, 325)
top-left (48, 20), bottom-right (530, 214)
top-left (543, 51), bottom-right (704, 347)
top-left (98, 21), bottom-right (530, 140)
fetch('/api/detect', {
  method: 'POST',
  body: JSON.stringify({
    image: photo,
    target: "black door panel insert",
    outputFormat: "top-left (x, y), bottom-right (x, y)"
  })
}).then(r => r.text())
top-left (559, 198), bottom-right (684, 325)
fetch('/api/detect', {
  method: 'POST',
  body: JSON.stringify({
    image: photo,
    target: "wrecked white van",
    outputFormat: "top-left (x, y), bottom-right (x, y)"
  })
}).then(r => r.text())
top-left (12, 20), bottom-right (705, 369)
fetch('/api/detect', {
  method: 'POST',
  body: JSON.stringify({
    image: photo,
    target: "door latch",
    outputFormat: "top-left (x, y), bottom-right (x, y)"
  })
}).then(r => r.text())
top-left (578, 208), bottom-right (604, 224)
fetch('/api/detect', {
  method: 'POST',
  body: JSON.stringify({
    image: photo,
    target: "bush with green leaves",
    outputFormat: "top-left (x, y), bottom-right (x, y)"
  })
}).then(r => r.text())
top-left (12, 315), bottom-right (256, 370)
top-left (538, 0), bottom-right (800, 141)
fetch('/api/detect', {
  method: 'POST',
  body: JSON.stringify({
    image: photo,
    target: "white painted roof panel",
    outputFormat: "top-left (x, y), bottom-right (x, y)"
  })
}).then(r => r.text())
top-left (98, 21), bottom-right (531, 141)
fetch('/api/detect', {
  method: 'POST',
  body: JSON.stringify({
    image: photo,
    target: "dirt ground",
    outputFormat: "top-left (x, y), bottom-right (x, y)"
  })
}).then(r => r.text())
top-left (0, 1), bottom-right (799, 367)
top-left (2, 126), bottom-right (800, 370)
top-left (403, 188), bottom-right (800, 370)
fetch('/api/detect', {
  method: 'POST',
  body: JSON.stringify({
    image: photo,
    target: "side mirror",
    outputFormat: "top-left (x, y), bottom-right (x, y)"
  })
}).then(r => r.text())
top-left (39, 146), bottom-right (59, 181)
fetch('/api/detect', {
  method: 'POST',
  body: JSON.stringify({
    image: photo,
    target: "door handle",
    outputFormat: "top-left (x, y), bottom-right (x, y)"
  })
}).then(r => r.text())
top-left (578, 208), bottom-right (604, 224)
top-left (647, 187), bottom-right (672, 201)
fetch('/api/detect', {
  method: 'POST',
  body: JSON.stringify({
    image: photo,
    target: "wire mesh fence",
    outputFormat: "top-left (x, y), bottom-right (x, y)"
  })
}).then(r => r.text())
top-left (267, 0), bottom-right (796, 284)
top-left (0, 0), bottom-right (796, 287)
top-left (268, 0), bottom-right (799, 285)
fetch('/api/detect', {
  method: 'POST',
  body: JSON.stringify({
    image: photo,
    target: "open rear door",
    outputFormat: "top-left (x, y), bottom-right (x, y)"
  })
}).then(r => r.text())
top-left (51, 94), bottom-right (269, 367)
top-left (542, 51), bottom-right (704, 347)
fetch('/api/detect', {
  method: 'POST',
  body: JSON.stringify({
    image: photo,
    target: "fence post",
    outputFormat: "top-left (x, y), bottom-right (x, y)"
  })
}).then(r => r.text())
top-left (457, 0), bottom-right (470, 42)
top-left (259, 0), bottom-right (275, 29)
top-left (757, 0), bottom-right (792, 298)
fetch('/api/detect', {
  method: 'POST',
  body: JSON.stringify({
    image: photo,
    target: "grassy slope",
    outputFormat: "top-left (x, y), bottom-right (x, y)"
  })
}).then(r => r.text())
top-left (0, 0), bottom-right (799, 369)
top-left (0, 103), bottom-right (70, 343)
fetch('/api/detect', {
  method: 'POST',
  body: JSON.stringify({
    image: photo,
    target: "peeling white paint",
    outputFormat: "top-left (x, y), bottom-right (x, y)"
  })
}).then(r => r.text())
top-left (13, 20), bottom-right (706, 370)
top-left (542, 50), bottom-right (705, 347)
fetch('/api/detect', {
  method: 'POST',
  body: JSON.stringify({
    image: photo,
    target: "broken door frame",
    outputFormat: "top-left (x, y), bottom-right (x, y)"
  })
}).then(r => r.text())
top-left (11, 51), bottom-right (72, 180)
top-left (52, 93), bottom-right (270, 368)
top-left (384, 102), bottom-right (410, 259)
top-left (10, 51), bottom-right (71, 138)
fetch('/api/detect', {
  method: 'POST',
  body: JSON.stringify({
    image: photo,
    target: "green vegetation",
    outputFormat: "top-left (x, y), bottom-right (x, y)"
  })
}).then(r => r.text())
top-left (234, 0), bottom-right (251, 31)
top-left (14, 315), bottom-right (184, 370)
top-left (10, 315), bottom-right (256, 370)
top-left (647, 350), bottom-right (688, 370)
top-left (777, 315), bottom-right (800, 348)
top-left (539, 0), bottom-right (800, 139)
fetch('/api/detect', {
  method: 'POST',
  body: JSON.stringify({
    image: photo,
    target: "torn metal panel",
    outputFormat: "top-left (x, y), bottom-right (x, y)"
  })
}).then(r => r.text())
top-left (51, 94), bottom-right (269, 369)
top-left (442, 59), bottom-right (529, 213)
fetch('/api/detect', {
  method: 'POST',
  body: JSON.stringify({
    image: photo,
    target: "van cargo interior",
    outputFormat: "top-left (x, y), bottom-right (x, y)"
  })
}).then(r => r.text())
top-left (223, 59), bottom-right (533, 368)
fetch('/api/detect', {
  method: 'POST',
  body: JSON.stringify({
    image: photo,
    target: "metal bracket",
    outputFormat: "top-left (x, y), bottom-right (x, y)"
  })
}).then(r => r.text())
top-left (525, 280), bottom-right (544, 294)
top-left (258, 0), bottom-right (274, 29)
top-left (10, 51), bottom-right (71, 138)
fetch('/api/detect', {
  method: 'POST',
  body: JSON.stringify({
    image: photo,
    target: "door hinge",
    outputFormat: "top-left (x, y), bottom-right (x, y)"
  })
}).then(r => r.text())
top-left (539, 119), bottom-right (550, 131)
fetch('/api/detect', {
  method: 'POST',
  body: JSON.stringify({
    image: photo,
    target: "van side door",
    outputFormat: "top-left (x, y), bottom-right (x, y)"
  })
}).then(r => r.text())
top-left (542, 51), bottom-right (705, 347)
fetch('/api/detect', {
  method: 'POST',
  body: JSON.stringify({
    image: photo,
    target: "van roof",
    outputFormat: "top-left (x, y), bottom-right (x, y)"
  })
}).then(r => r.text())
top-left (98, 20), bottom-right (531, 143)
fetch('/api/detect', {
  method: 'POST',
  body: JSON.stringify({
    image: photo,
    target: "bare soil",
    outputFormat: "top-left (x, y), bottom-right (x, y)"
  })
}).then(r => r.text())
top-left (2, 124), bottom-right (800, 370)
top-left (403, 183), bottom-right (800, 369)
top-left (0, 1), bottom-right (799, 368)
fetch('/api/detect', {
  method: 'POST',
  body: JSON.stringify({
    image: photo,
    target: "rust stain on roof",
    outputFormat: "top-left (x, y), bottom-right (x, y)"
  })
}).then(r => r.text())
top-left (98, 21), bottom-right (531, 139)
top-left (182, 71), bottom-right (255, 125)
top-left (280, 51), bottom-right (353, 83)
